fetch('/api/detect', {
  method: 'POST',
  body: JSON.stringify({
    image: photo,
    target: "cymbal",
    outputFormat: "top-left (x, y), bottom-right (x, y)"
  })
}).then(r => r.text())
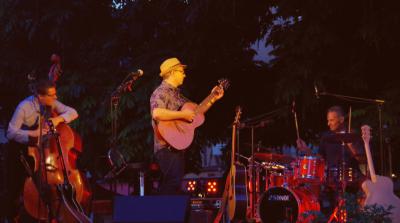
top-left (243, 142), bottom-right (267, 147)
top-left (321, 132), bottom-right (360, 144)
top-left (253, 153), bottom-right (294, 164)
top-left (243, 143), bottom-right (271, 152)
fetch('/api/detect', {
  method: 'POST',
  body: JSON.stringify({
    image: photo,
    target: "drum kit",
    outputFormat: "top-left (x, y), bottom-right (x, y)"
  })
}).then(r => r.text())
top-left (241, 132), bottom-right (363, 223)
top-left (230, 101), bottom-right (370, 223)
top-left (245, 151), bottom-right (322, 223)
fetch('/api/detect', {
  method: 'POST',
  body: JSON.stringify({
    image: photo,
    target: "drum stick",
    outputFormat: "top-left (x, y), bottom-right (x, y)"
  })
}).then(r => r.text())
top-left (292, 101), bottom-right (300, 140)
top-left (294, 111), bottom-right (300, 140)
top-left (348, 106), bottom-right (352, 133)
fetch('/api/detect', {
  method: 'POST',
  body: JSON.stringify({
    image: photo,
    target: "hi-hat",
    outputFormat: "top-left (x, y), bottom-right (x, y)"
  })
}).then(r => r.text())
top-left (253, 153), bottom-right (294, 164)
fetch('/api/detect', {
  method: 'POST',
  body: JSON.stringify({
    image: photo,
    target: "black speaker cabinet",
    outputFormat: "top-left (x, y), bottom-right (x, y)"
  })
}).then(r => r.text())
top-left (113, 195), bottom-right (190, 223)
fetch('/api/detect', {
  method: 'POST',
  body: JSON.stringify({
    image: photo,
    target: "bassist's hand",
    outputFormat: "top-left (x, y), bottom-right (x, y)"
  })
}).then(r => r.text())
top-left (48, 116), bottom-right (65, 127)
top-left (181, 110), bottom-right (195, 122)
top-left (28, 127), bottom-right (49, 137)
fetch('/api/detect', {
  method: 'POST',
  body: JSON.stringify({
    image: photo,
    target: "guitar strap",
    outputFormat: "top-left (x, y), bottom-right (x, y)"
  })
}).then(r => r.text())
top-left (213, 171), bottom-right (231, 223)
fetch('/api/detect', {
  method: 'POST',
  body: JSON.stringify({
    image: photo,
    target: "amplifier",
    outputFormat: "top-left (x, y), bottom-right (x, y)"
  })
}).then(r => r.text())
top-left (189, 209), bottom-right (216, 223)
top-left (190, 197), bottom-right (222, 210)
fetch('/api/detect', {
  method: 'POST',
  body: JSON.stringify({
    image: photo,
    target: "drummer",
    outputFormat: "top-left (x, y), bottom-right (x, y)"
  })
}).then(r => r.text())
top-left (297, 106), bottom-right (365, 172)
top-left (296, 106), bottom-right (366, 173)
top-left (296, 106), bottom-right (366, 214)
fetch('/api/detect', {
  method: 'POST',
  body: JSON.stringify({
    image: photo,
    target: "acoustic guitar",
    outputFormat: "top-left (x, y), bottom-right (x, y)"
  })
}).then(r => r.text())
top-left (361, 125), bottom-right (400, 222)
top-left (227, 106), bottom-right (247, 221)
top-left (157, 79), bottom-right (229, 150)
top-left (213, 106), bottom-right (247, 223)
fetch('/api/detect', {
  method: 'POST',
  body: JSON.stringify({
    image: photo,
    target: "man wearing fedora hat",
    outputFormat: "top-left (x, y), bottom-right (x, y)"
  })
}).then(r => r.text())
top-left (150, 57), bottom-right (223, 194)
top-left (150, 57), bottom-right (195, 195)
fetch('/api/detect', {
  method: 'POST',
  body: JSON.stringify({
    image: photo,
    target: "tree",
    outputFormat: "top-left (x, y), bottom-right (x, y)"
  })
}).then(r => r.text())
top-left (263, 0), bottom-right (400, 175)
top-left (0, 0), bottom-right (274, 175)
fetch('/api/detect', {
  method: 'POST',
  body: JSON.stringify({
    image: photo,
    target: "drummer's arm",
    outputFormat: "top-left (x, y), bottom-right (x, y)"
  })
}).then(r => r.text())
top-left (346, 143), bottom-right (358, 156)
top-left (347, 142), bottom-right (367, 164)
top-left (296, 138), bottom-right (313, 155)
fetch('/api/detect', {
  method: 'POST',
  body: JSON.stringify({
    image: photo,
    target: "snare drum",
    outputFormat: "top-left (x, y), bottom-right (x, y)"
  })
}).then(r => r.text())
top-left (294, 156), bottom-right (325, 183)
top-left (257, 186), bottom-right (320, 223)
top-left (269, 170), bottom-right (295, 188)
top-left (269, 173), bottom-right (285, 187)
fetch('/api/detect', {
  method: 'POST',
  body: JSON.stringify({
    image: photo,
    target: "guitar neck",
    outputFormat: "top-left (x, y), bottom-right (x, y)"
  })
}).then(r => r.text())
top-left (196, 93), bottom-right (218, 114)
top-left (231, 125), bottom-right (237, 166)
top-left (364, 140), bottom-right (377, 183)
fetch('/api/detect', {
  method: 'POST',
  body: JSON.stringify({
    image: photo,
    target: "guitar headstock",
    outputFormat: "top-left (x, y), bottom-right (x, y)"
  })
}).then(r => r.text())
top-left (218, 78), bottom-right (230, 90)
top-left (361, 125), bottom-right (372, 144)
top-left (210, 79), bottom-right (229, 99)
top-left (234, 106), bottom-right (242, 125)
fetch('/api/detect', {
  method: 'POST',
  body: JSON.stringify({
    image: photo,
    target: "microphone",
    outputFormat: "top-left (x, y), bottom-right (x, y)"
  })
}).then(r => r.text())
top-left (129, 69), bottom-right (144, 77)
top-left (314, 84), bottom-right (320, 99)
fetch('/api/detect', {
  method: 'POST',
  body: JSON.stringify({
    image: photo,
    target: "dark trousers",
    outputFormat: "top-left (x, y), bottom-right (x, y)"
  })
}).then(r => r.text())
top-left (1, 141), bottom-right (31, 221)
top-left (155, 148), bottom-right (185, 195)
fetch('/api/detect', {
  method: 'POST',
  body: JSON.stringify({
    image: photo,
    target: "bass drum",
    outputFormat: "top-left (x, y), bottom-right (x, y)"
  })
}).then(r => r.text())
top-left (257, 187), bottom-right (320, 223)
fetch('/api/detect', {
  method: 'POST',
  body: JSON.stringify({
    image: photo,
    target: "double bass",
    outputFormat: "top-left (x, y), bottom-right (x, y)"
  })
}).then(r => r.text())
top-left (23, 54), bottom-right (91, 222)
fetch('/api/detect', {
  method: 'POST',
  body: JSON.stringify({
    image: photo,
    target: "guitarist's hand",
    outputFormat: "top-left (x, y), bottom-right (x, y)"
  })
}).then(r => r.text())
top-left (181, 110), bottom-right (195, 122)
top-left (211, 86), bottom-right (224, 100)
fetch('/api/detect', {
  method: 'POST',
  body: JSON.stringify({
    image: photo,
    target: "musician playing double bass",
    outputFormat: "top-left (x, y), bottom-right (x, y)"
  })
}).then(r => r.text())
top-left (6, 79), bottom-right (78, 221)
top-left (150, 57), bottom-right (224, 195)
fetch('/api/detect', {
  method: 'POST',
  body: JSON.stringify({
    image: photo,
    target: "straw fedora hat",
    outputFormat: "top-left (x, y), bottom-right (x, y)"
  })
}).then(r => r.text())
top-left (159, 57), bottom-right (187, 77)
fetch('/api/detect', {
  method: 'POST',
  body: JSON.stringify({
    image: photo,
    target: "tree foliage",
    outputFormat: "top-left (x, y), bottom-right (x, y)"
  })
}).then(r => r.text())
top-left (1, 0), bottom-right (399, 176)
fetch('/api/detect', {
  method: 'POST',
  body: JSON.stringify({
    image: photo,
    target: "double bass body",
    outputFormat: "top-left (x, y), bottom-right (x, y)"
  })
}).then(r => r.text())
top-left (23, 121), bottom-right (91, 222)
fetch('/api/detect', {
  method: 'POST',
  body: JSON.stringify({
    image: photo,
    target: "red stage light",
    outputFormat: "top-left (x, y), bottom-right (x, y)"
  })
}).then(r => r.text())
top-left (186, 180), bottom-right (197, 192)
top-left (206, 180), bottom-right (218, 194)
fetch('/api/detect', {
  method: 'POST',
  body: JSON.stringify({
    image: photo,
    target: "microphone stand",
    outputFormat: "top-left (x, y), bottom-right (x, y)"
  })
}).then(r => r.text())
top-left (318, 91), bottom-right (387, 175)
top-left (107, 72), bottom-right (142, 181)
top-left (319, 92), bottom-right (385, 104)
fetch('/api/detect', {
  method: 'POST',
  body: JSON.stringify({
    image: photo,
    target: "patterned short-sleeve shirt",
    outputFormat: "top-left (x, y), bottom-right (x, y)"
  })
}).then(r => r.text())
top-left (150, 81), bottom-right (188, 152)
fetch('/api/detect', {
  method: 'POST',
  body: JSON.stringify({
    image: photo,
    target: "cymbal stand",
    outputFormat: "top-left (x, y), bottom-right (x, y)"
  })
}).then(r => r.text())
top-left (328, 199), bottom-right (346, 223)
top-left (239, 119), bottom-right (271, 219)
top-left (328, 140), bottom-right (348, 223)
top-left (239, 108), bottom-right (284, 219)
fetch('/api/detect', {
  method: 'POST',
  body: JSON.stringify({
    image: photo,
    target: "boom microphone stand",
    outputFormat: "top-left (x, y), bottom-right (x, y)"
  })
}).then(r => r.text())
top-left (107, 70), bottom-right (143, 179)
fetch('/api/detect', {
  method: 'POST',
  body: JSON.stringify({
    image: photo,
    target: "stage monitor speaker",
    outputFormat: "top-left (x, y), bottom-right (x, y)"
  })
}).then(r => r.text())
top-left (113, 195), bottom-right (190, 223)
